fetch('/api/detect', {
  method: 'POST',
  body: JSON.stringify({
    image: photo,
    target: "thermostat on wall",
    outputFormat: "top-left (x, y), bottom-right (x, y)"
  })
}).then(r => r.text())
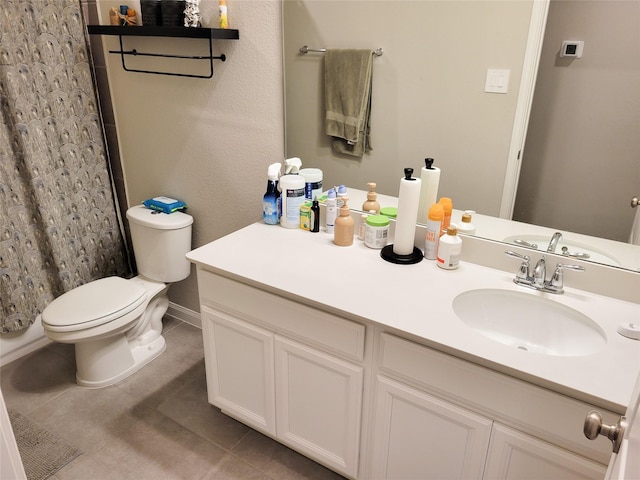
top-left (560, 41), bottom-right (584, 58)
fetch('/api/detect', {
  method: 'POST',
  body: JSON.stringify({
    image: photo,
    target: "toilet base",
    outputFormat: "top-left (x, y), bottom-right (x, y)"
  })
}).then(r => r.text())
top-left (75, 334), bottom-right (166, 388)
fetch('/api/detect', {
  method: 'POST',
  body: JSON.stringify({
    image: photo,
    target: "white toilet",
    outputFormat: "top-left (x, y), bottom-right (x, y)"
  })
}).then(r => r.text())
top-left (41, 205), bottom-right (193, 388)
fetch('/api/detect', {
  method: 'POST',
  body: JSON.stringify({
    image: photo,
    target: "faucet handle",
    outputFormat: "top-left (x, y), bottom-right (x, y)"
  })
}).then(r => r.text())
top-left (549, 263), bottom-right (585, 292)
top-left (505, 251), bottom-right (530, 281)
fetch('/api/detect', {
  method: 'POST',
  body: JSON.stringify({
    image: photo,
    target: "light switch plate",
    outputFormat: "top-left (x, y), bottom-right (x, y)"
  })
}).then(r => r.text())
top-left (485, 69), bottom-right (510, 94)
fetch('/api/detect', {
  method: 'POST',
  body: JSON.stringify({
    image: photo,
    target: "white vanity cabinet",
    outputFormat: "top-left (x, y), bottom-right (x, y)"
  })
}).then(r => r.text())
top-left (484, 424), bottom-right (606, 480)
top-left (370, 375), bottom-right (493, 479)
top-left (371, 332), bottom-right (608, 480)
top-left (187, 223), bottom-right (635, 480)
top-left (197, 270), bottom-right (366, 478)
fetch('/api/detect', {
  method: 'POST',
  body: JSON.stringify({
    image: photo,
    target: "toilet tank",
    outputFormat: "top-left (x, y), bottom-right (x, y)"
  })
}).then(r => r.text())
top-left (126, 205), bottom-right (194, 283)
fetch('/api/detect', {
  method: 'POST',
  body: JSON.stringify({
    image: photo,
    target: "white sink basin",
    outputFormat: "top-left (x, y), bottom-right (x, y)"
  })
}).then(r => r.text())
top-left (503, 234), bottom-right (621, 266)
top-left (452, 289), bottom-right (607, 356)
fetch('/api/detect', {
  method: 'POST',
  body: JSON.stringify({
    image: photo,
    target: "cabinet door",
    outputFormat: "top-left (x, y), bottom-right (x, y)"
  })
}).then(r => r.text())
top-left (274, 335), bottom-right (363, 478)
top-left (370, 375), bottom-right (492, 480)
top-left (201, 307), bottom-right (276, 435)
top-left (484, 423), bottom-right (606, 480)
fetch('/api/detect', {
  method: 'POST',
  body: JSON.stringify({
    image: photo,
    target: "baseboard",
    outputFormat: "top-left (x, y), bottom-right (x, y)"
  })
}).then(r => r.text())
top-left (166, 302), bottom-right (201, 329)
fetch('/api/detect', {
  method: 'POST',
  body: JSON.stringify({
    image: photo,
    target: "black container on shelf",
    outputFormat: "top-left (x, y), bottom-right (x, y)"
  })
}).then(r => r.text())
top-left (140, 0), bottom-right (162, 26)
top-left (161, 0), bottom-right (186, 27)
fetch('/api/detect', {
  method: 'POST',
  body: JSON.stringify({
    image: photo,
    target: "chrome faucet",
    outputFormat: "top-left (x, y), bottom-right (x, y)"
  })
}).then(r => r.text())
top-left (547, 232), bottom-right (563, 253)
top-left (533, 256), bottom-right (546, 287)
top-left (505, 250), bottom-right (585, 294)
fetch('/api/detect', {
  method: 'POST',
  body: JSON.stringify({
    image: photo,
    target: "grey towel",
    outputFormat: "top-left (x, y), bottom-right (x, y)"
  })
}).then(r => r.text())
top-left (324, 49), bottom-right (373, 158)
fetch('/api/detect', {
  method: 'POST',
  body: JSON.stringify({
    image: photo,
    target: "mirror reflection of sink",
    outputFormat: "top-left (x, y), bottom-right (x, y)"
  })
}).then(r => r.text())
top-left (452, 289), bottom-right (607, 356)
top-left (503, 234), bottom-right (621, 266)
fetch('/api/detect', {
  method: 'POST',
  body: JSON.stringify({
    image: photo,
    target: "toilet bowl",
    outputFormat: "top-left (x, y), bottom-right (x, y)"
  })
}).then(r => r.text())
top-left (41, 205), bottom-right (193, 388)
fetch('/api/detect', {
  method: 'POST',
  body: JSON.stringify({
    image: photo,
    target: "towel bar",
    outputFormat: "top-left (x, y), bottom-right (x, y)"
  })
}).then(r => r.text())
top-left (299, 45), bottom-right (383, 57)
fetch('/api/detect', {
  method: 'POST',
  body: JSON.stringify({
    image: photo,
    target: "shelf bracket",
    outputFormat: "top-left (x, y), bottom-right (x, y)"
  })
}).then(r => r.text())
top-left (110, 34), bottom-right (225, 78)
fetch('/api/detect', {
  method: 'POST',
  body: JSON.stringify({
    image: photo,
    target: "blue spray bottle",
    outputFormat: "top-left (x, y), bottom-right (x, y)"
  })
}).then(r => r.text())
top-left (263, 162), bottom-right (281, 225)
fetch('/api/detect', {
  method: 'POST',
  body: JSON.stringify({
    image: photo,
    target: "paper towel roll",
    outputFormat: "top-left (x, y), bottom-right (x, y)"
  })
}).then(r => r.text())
top-left (393, 169), bottom-right (421, 255)
top-left (417, 159), bottom-right (440, 224)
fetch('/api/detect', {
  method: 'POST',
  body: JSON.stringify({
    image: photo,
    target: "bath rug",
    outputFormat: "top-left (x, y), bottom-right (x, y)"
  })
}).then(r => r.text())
top-left (8, 410), bottom-right (82, 480)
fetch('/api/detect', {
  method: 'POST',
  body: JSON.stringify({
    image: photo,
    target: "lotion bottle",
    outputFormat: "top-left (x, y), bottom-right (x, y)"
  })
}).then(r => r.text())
top-left (325, 188), bottom-right (337, 233)
top-left (362, 182), bottom-right (381, 214)
top-left (457, 210), bottom-right (476, 235)
top-left (334, 196), bottom-right (354, 246)
top-left (437, 224), bottom-right (462, 270)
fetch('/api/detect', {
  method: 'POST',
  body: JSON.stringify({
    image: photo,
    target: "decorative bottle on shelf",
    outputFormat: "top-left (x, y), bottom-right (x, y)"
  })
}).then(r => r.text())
top-left (362, 182), bottom-right (381, 214)
top-left (219, 0), bottom-right (228, 28)
top-left (334, 197), bottom-right (354, 246)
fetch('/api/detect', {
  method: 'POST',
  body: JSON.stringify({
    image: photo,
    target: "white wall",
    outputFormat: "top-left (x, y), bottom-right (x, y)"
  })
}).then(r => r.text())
top-left (97, 0), bottom-right (285, 312)
top-left (284, 0), bottom-right (533, 217)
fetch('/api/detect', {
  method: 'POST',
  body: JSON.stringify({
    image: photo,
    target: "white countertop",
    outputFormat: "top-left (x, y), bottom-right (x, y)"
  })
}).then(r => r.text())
top-left (187, 222), bottom-right (640, 413)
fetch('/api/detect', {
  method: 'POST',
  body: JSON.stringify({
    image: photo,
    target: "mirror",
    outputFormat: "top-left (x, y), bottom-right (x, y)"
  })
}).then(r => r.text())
top-left (283, 0), bottom-right (639, 272)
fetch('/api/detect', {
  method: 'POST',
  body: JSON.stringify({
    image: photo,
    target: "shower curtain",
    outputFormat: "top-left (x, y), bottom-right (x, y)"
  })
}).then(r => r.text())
top-left (0, 0), bottom-right (130, 333)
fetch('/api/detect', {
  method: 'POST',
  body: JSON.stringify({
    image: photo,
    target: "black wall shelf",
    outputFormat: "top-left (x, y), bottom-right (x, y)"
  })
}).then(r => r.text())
top-left (87, 25), bottom-right (240, 78)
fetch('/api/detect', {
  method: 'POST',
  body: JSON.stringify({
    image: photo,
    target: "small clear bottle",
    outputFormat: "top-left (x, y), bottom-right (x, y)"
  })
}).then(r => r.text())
top-left (358, 214), bottom-right (367, 241)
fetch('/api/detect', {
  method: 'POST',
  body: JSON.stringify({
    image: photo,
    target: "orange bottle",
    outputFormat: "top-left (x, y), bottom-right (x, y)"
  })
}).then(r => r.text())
top-left (438, 197), bottom-right (453, 230)
top-left (424, 203), bottom-right (444, 260)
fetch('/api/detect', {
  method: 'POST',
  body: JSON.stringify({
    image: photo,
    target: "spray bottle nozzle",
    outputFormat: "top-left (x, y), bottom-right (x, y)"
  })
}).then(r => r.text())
top-left (425, 158), bottom-right (435, 169)
top-left (284, 157), bottom-right (302, 174)
top-left (267, 162), bottom-right (282, 180)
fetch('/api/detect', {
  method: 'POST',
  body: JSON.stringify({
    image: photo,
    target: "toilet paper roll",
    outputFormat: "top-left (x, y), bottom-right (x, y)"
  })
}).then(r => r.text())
top-left (393, 171), bottom-right (421, 256)
top-left (417, 165), bottom-right (440, 224)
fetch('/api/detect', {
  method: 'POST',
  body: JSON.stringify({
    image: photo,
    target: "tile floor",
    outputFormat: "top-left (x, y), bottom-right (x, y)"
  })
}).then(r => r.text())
top-left (1, 319), bottom-right (346, 480)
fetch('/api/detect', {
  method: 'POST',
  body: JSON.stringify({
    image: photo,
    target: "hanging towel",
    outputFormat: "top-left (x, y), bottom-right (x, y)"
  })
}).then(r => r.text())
top-left (324, 49), bottom-right (374, 158)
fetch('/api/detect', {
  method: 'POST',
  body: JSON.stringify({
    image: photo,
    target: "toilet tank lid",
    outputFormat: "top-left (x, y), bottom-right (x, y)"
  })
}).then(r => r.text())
top-left (42, 277), bottom-right (146, 327)
top-left (127, 205), bottom-right (193, 230)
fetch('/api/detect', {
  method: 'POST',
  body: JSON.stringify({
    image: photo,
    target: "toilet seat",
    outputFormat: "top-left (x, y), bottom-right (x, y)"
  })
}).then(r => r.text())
top-left (42, 277), bottom-right (147, 333)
